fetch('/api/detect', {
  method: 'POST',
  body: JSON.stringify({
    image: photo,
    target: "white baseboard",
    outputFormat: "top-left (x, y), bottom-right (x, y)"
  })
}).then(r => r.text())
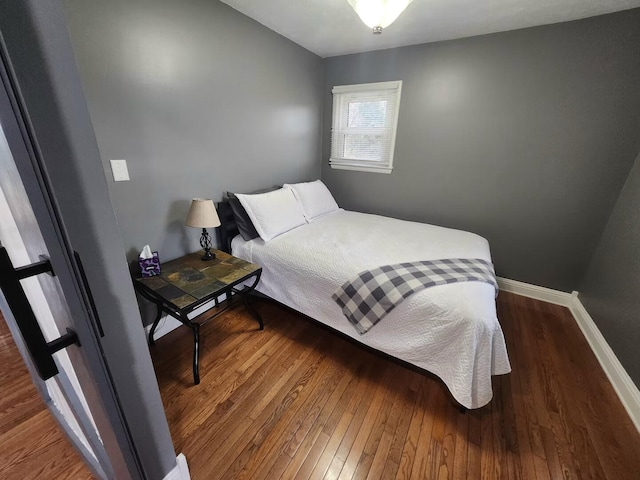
top-left (568, 296), bottom-right (640, 434)
top-left (497, 277), bottom-right (573, 306)
top-left (498, 276), bottom-right (640, 433)
top-left (163, 453), bottom-right (190, 480)
top-left (145, 315), bottom-right (183, 342)
top-left (144, 295), bottom-right (228, 342)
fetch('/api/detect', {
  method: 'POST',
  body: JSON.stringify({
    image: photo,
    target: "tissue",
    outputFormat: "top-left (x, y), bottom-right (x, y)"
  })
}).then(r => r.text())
top-left (138, 245), bottom-right (161, 277)
top-left (140, 245), bottom-right (153, 259)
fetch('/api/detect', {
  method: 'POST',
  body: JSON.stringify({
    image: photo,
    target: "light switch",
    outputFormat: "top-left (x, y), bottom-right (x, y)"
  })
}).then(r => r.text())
top-left (110, 159), bottom-right (130, 182)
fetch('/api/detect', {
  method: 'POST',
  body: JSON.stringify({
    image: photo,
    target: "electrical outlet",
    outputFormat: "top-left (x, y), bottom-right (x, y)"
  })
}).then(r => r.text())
top-left (110, 159), bottom-right (130, 182)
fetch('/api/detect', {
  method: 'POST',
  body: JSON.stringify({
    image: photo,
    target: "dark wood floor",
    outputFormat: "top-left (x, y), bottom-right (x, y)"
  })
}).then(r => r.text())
top-left (0, 314), bottom-right (93, 480)
top-left (151, 291), bottom-right (640, 480)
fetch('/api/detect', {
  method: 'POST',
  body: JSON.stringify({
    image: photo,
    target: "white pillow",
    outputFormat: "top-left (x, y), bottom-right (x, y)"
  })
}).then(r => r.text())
top-left (236, 188), bottom-right (307, 242)
top-left (283, 180), bottom-right (340, 221)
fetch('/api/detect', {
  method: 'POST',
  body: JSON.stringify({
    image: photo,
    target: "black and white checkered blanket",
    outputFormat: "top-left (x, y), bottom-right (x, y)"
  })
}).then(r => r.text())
top-left (332, 258), bottom-right (498, 334)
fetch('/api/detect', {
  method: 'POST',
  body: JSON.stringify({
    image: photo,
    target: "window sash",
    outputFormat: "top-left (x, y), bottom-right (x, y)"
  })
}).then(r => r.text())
top-left (333, 130), bottom-right (391, 162)
top-left (330, 81), bottom-right (402, 173)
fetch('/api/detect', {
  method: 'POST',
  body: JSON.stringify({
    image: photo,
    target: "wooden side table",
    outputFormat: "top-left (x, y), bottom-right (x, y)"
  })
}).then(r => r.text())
top-left (133, 250), bottom-right (263, 384)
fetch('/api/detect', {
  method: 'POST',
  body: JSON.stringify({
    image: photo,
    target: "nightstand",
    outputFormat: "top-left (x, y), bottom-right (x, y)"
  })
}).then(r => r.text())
top-left (133, 249), bottom-right (263, 384)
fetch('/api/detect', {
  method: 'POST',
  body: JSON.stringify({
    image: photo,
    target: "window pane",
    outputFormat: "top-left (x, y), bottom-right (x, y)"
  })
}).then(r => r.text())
top-left (347, 101), bottom-right (387, 128)
top-left (343, 134), bottom-right (384, 161)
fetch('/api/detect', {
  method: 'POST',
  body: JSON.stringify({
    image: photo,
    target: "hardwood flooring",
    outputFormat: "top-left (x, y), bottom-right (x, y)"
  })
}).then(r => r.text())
top-left (0, 313), bottom-right (93, 480)
top-left (152, 291), bottom-right (640, 480)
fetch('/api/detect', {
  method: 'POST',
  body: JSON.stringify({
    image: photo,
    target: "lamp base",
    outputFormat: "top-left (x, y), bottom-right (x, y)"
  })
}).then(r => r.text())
top-left (199, 228), bottom-right (215, 261)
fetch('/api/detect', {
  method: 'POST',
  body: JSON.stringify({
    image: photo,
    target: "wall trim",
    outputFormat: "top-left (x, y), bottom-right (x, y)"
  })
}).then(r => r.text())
top-left (163, 453), bottom-right (190, 480)
top-left (498, 277), bottom-right (640, 433)
top-left (497, 277), bottom-right (573, 306)
top-left (143, 295), bottom-right (227, 342)
top-left (567, 295), bottom-right (640, 434)
top-left (145, 315), bottom-right (183, 342)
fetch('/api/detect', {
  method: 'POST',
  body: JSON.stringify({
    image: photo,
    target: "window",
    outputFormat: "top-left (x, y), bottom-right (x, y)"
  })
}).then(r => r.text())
top-left (330, 81), bottom-right (402, 174)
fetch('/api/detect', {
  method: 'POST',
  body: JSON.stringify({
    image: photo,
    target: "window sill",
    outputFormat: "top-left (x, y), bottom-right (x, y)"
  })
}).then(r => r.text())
top-left (329, 161), bottom-right (392, 174)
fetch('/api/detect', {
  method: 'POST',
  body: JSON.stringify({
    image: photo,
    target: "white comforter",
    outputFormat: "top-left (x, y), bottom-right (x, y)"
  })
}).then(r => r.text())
top-left (232, 210), bottom-right (511, 408)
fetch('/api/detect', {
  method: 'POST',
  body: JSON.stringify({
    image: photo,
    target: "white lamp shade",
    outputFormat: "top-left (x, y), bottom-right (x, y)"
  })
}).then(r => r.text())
top-left (348, 0), bottom-right (414, 29)
top-left (185, 198), bottom-right (221, 228)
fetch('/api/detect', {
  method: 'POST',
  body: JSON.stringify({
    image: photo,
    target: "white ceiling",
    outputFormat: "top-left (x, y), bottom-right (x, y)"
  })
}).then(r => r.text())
top-left (220, 0), bottom-right (640, 58)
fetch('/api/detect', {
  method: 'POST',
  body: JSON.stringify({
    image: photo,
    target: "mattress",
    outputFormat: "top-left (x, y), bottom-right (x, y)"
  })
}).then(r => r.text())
top-left (232, 209), bottom-right (511, 408)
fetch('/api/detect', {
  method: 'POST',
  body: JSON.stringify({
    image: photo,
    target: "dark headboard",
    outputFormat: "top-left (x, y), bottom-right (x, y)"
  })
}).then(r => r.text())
top-left (216, 199), bottom-right (237, 254)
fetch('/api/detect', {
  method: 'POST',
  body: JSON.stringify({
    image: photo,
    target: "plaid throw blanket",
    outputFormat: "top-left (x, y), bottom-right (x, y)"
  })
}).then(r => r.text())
top-left (333, 258), bottom-right (497, 334)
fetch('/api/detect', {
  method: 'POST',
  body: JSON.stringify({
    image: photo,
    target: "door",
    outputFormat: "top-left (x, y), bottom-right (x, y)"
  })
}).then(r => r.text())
top-left (0, 50), bottom-right (139, 479)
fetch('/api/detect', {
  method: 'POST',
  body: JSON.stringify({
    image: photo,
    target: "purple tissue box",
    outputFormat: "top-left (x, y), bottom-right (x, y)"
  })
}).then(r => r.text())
top-left (139, 251), bottom-right (161, 277)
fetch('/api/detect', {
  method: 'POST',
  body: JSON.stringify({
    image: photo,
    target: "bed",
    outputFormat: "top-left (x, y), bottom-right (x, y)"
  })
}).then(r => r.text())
top-left (218, 181), bottom-right (511, 409)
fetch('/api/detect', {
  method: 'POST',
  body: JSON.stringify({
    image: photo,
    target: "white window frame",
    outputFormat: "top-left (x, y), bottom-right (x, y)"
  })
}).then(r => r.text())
top-left (330, 80), bottom-right (402, 174)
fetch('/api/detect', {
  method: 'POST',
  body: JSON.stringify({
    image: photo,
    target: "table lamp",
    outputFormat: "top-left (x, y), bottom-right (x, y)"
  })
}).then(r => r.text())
top-left (185, 198), bottom-right (221, 260)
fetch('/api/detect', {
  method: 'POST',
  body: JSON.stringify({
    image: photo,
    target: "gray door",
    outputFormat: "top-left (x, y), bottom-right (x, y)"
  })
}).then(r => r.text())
top-left (0, 56), bottom-right (140, 479)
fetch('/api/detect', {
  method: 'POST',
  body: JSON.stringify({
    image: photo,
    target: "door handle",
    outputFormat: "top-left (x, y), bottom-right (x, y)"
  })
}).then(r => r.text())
top-left (0, 244), bottom-right (79, 380)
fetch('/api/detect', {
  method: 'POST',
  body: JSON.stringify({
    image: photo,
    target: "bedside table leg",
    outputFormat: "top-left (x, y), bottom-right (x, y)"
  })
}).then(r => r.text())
top-left (148, 305), bottom-right (162, 346)
top-left (192, 323), bottom-right (200, 385)
top-left (243, 294), bottom-right (264, 330)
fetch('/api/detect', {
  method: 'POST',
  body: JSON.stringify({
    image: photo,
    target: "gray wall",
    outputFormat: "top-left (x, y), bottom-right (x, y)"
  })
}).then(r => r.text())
top-left (321, 9), bottom-right (640, 292)
top-left (579, 151), bottom-right (640, 385)
top-left (63, 0), bottom-right (323, 263)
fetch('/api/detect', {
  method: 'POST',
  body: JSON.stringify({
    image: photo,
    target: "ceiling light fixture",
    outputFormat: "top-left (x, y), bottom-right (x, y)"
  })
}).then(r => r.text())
top-left (348, 0), bottom-right (414, 34)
